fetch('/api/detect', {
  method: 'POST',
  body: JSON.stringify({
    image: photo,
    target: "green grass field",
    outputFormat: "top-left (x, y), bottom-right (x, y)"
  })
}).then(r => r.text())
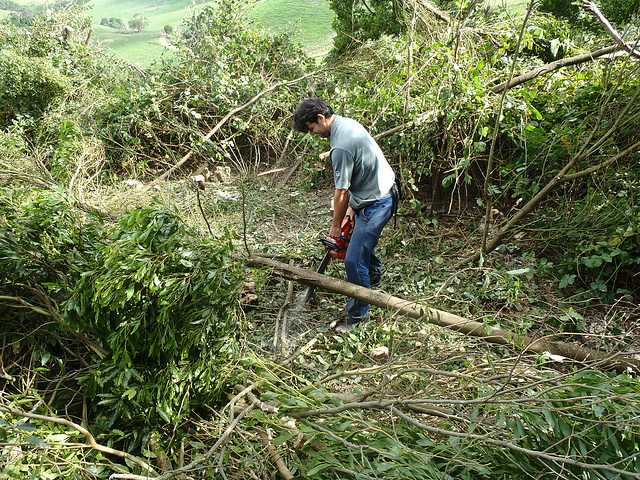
top-left (87, 0), bottom-right (335, 66)
top-left (248, 0), bottom-right (334, 49)
top-left (86, 0), bottom-right (194, 32)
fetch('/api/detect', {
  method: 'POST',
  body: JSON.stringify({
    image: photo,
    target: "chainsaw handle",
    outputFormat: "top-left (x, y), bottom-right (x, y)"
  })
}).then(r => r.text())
top-left (320, 237), bottom-right (339, 251)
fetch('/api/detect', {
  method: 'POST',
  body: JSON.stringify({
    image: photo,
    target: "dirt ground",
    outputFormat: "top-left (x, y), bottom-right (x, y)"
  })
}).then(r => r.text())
top-left (212, 173), bottom-right (640, 369)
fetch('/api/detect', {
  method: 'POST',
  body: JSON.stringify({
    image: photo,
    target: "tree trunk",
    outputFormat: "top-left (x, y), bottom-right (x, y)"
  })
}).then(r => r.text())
top-left (247, 255), bottom-right (640, 374)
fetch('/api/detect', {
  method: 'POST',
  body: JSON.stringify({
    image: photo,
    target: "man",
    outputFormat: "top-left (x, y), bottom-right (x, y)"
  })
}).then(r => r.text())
top-left (293, 98), bottom-right (397, 333)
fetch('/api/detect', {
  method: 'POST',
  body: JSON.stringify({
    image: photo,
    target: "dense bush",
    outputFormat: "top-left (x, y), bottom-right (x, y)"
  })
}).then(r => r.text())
top-left (329, 0), bottom-right (407, 54)
top-left (100, 16), bottom-right (124, 29)
top-left (0, 189), bottom-right (246, 444)
top-left (94, 0), bottom-right (313, 172)
top-left (0, 49), bottom-right (69, 125)
top-left (64, 206), bottom-right (245, 431)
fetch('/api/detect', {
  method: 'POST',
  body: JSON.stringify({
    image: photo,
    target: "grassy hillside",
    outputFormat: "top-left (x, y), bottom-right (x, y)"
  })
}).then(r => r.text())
top-left (86, 0), bottom-right (194, 31)
top-left (90, 0), bottom-right (335, 66)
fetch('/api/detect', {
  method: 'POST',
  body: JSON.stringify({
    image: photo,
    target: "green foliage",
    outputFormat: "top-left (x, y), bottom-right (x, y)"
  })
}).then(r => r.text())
top-left (1, 4), bottom-right (93, 56)
top-left (267, 363), bottom-right (640, 480)
top-left (94, 0), bottom-right (313, 170)
top-left (0, 409), bottom-right (107, 479)
top-left (100, 17), bottom-right (124, 29)
top-left (0, 187), bottom-right (96, 287)
top-left (2, 2), bottom-right (640, 476)
top-left (598, 0), bottom-right (640, 24)
top-left (128, 14), bottom-right (149, 33)
top-left (496, 370), bottom-right (640, 478)
top-left (329, 0), bottom-right (407, 54)
top-left (540, 0), bottom-right (640, 26)
top-left (0, 49), bottom-right (69, 125)
top-left (538, 0), bottom-right (581, 21)
top-left (65, 205), bottom-right (245, 428)
top-left (543, 171), bottom-right (640, 300)
top-left (0, 188), bottom-right (245, 442)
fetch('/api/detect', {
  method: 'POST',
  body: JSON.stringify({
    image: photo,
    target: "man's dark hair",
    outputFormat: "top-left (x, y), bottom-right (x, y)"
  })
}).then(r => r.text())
top-left (293, 98), bottom-right (334, 133)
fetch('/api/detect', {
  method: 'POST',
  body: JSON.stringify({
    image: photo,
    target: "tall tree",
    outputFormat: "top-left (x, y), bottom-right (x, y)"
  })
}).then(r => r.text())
top-left (128, 14), bottom-right (149, 33)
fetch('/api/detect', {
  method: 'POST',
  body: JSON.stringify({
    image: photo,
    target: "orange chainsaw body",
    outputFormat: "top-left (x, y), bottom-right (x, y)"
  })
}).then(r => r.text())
top-left (320, 215), bottom-right (355, 260)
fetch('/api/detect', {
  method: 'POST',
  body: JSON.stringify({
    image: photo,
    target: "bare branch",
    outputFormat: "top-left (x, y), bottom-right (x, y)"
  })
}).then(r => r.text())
top-left (581, 1), bottom-right (640, 59)
top-left (0, 405), bottom-right (158, 475)
top-left (259, 431), bottom-right (293, 480)
top-left (140, 71), bottom-right (320, 193)
top-left (415, 0), bottom-right (451, 23)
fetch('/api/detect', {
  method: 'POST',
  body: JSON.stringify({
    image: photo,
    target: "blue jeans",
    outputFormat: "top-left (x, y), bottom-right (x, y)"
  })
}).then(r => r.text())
top-left (344, 193), bottom-right (395, 322)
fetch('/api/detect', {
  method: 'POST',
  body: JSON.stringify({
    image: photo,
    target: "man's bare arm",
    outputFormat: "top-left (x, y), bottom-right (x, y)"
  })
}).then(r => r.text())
top-left (330, 188), bottom-right (349, 238)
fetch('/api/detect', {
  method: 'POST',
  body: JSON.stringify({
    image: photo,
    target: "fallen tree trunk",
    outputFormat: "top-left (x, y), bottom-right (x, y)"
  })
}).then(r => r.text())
top-left (247, 255), bottom-right (640, 374)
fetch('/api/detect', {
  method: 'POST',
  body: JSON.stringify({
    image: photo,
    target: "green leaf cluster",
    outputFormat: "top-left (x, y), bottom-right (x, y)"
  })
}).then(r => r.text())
top-left (0, 188), bottom-right (246, 436)
top-left (540, 0), bottom-right (640, 27)
top-left (0, 49), bottom-right (70, 125)
top-left (275, 369), bottom-right (640, 480)
top-left (543, 173), bottom-right (640, 300)
top-left (63, 206), bottom-right (245, 427)
top-left (329, 0), bottom-right (406, 54)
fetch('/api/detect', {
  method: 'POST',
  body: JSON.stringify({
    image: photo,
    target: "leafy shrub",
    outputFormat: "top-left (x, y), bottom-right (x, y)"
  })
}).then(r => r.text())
top-left (0, 49), bottom-right (69, 125)
top-left (0, 187), bottom-right (95, 287)
top-left (95, 0), bottom-right (313, 171)
top-left (0, 189), bottom-right (246, 441)
top-left (598, 0), bottom-right (640, 24)
top-left (64, 205), bottom-right (245, 429)
top-left (100, 17), bottom-right (124, 29)
top-left (546, 172), bottom-right (640, 300)
top-left (329, 0), bottom-right (406, 54)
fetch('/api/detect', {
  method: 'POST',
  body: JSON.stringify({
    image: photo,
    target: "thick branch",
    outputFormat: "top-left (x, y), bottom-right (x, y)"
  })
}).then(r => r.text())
top-left (564, 138), bottom-right (640, 181)
top-left (246, 255), bottom-right (640, 373)
top-left (416, 0), bottom-right (451, 23)
top-left (491, 45), bottom-right (620, 93)
top-left (259, 431), bottom-right (293, 480)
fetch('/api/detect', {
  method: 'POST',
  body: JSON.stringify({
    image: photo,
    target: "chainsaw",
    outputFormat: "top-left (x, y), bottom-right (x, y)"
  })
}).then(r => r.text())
top-left (320, 214), bottom-right (355, 261)
top-left (299, 215), bottom-right (355, 304)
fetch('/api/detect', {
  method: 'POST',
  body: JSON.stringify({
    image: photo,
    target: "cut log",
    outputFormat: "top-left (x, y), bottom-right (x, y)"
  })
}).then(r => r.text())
top-left (247, 255), bottom-right (640, 374)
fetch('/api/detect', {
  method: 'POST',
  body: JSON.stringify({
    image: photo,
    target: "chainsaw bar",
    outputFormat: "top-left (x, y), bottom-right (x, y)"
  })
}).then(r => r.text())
top-left (298, 215), bottom-right (354, 305)
top-left (298, 249), bottom-right (332, 305)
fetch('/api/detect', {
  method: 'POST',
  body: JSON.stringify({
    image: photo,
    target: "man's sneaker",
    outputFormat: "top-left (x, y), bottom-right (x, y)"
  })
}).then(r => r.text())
top-left (335, 314), bottom-right (369, 333)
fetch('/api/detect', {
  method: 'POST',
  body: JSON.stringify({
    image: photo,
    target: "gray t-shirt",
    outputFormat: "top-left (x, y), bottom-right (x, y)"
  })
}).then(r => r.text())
top-left (330, 116), bottom-right (395, 210)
